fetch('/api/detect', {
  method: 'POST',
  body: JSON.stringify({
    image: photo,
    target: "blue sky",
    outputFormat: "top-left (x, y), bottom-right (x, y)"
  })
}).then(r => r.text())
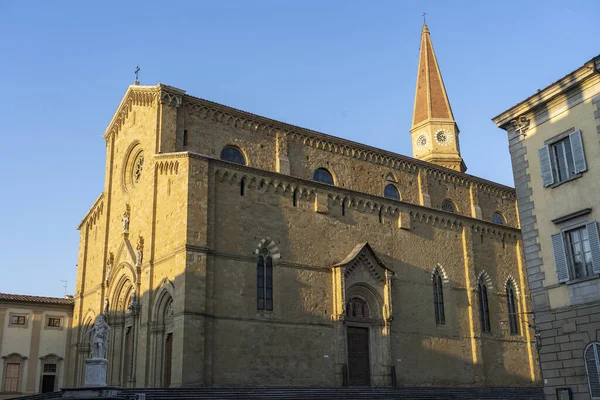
top-left (0, 1), bottom-right (598, 297)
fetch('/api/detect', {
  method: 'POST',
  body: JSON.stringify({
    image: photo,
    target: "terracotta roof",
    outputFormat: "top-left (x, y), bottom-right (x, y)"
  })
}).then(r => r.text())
top-left (412, 24), bottom-right (455, 127)
top-left (0, 293), bottom-right (74, 306)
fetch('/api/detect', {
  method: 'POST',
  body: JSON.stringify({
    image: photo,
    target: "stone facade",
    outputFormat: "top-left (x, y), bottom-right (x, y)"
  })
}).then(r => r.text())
top-left (493, 56), bottom-right (600, 399)
top-left (0, 294), bottom-right (73, 399)
top-left (68, 24), bottom-right (540, 390)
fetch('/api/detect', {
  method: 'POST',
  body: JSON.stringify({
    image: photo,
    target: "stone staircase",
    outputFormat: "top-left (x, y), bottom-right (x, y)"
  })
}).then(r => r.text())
top-left (10, 386), bottom-right (545, 400)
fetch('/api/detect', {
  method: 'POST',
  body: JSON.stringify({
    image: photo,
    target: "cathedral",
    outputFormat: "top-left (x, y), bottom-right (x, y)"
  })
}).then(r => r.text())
top-left (68, 24), bottom-right (540, 388)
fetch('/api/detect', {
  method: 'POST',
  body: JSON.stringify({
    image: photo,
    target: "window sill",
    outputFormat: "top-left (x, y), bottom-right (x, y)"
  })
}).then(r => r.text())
top-left (565, 275), bottom-right (600, 285)
top-left (550, 173), bottom-right (583, 188)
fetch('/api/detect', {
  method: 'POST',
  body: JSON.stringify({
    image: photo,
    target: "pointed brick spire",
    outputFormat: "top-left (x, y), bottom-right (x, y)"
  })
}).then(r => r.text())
top-left (412, 23), bottom-right (455, 128)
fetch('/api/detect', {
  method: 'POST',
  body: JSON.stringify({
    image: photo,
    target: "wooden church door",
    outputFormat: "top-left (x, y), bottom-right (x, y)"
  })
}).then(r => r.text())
top-left (347, 326), bottom-right (370, 386)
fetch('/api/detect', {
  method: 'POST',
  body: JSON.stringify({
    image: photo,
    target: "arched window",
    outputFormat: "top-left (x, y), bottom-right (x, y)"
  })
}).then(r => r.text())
top-left (293, 188), bottom-right (299, 207)
top-left (478, 280), bottom-right (491, 332)
top-left (313, 168), bottom-right (334, 185)
top-left (585, 343), bottom-right (600, 399)
top-left (384, 184), bottom-right (400, 201)
top-left (257, 247), bottom-right (273, 311)
top-left (433, 270), bottom-right (445, 325)
top-left (240, 177), bottom-right (246, 196)
top-left (220, 146), bottom-right (246, 165)
top-left (346, 298), bottom-right (370, 318)
top-left (506, 281), bottom-right (519, 335)
top-left (492, 212), bottom-right (505, 225)
top-left (441, 199), bottom-right (455, 213)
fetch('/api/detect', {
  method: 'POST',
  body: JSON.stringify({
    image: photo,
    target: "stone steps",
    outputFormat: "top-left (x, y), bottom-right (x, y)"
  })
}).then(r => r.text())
top-left (11, 386), bottom-right (545, 400)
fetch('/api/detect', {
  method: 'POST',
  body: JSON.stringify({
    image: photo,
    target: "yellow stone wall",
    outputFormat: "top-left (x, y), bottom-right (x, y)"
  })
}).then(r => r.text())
top-left (69, 84), bottom-right (540, 388)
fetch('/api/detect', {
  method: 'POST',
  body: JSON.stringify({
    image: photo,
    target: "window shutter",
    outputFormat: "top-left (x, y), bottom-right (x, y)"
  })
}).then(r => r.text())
top-left (587, 222), bottom-right (600, 274)
top-left (538, 146), bottom-right (554, 186)
top-left (570, 130), bottom-right (587, 174)
top-left (552, 232), bottom-right (570, 283)
top-left (585, 343), bottom-right (600, 399)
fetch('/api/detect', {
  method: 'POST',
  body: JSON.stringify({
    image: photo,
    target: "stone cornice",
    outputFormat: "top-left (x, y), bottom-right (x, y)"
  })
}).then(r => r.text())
top-left (102, 84), bottom-right (172, 141)
top-left (77, 192), bottom-right (105, 230)
top-left (493, 55), bottom-right (600, 129)
top-left (180, 94), bottom-right (515, 199)
top-left (210, 158), bottom-right (520, 238)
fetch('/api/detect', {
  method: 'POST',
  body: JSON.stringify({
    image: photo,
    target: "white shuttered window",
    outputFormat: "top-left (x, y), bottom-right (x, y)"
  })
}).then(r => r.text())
top-left (585, 342), bottom-right (600, 399)
top-left (539, 130), bottom-right (587, 187)
top-left (553, 222), bottom-right (600, 283)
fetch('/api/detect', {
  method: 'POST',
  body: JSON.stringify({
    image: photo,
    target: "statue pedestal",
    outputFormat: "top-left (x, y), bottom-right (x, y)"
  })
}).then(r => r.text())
top-left (84, 358), bottom-right (108, 387)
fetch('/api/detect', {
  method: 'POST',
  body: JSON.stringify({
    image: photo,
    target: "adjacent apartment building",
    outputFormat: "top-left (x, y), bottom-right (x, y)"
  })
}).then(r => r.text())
top-left (0, 294), bottom-right (74, 399)
top-left (493, 55), bottom-right (600, 399)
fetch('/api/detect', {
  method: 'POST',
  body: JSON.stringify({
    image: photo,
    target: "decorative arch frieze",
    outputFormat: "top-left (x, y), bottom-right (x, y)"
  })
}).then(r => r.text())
top-left (104, 88), bottom-right (159, 141)
top-left (476, 270), bottom-right (494, 291)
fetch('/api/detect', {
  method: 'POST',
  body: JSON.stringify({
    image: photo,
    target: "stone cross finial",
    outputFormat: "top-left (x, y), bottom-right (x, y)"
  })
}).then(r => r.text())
top-left (134, 65), bottom-right (140, 85)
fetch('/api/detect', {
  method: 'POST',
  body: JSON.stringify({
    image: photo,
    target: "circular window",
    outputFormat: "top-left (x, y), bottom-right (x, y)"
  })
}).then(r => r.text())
top-left (122, 144), bottom-right (144, 192)
top-left (132, 151), bottom-right (144, 185)
top-left (441, 199), bottom-right (455, 213)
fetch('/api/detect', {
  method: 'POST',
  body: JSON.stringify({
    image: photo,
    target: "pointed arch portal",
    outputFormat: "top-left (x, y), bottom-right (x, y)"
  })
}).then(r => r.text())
top-left (332, 243), bottom-right (394, 387)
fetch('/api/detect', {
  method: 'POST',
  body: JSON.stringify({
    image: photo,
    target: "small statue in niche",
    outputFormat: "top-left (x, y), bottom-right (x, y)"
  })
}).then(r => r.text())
top-left (121, 208), bottom-right (130, 234)
top-left (136, 235), bottom-right (144, 266)
top-left (128, 287), bottom-right (138, 310)
top-left (84, 315), bottom-right (110, 359)
top-left (103, 298), bottom-right (109, 315)
top-left (105, 253), bottom-right (114, 285)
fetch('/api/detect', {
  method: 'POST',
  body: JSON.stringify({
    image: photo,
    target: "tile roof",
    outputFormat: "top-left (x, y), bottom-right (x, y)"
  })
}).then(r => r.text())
top-left (0, 293), bottom-right (74, 306)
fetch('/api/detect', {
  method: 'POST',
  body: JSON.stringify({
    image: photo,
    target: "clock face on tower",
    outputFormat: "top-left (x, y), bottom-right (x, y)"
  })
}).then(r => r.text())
top-left (415, 134), bottom-right (428, 150)
top-left (435, 129), bottom-right (453, 146)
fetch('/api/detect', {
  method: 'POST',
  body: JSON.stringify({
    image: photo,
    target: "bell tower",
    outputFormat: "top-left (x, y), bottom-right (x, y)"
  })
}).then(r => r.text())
top-left (410, 23), bottom-right (466, 172)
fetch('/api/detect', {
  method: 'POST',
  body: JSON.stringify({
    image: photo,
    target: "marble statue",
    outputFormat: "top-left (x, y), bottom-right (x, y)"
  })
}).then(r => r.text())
top-left (84, 315), bottom-right (110, 359)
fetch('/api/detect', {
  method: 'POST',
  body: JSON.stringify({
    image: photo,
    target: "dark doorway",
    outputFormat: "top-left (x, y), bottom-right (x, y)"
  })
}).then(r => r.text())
top-left (347, 326), bottom-right (370, 386)
top-left (41, 375), bottom-right (55, 393)
top-left (164, 333), bottom-right (173, 387)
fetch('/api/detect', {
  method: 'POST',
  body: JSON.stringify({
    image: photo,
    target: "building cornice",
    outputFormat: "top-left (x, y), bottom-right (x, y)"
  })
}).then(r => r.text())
top-left (492, 55), bottom-right (600, 129)
top-left (100, 84), bottom-right (515, 198)
top-left (77, 192), bottom-right (105, 230)
top-left (208, 156), bottom-right (520, 238)
top-left (180, 95), bottom-right (515, 199)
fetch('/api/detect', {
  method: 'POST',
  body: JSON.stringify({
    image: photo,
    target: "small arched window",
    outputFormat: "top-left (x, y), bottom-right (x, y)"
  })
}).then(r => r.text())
top-left (478, 280), bottom-right (491, 332)
top-left (441, 199), bottom-right (455, 213)
top-left (584, 343), bottom-right (600, 399)
top-left (220, 146), bottom-right (246, 165)
top-left (492, 212), bottom-right (505, 225)
top-left (346, 298), bottom-right (370, 318)
top-left (313, 168), bottom-right (334, 185)
top-left (432, 270), bottom-right (445, 325)
top-left (257, 247), bottom-right (273, 311)
top-left (506, 281), bottom-right (519, 335)
top-left (384, 184), bottom-right (400, 201)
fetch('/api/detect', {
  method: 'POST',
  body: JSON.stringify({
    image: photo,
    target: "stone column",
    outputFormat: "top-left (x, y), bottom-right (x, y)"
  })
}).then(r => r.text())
top-left (461, 227), bottom-right (484, 384)
top-left (417, 168), bottom-right (431, 207)
top-left (25, 310), bottom-right (42, 392)
top-left (276, 131), bottom-right (290, 175)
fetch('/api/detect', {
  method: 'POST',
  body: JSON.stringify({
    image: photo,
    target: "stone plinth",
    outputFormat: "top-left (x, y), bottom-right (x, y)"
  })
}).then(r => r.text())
top-left (84, 358), bottom-right (108, 387)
